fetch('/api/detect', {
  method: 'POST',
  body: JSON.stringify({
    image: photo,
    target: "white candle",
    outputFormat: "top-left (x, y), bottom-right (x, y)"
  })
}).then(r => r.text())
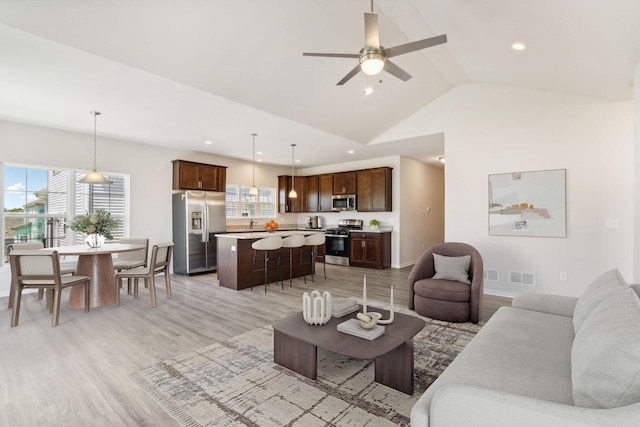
top-left (363, 274), bottom-right (367, 314)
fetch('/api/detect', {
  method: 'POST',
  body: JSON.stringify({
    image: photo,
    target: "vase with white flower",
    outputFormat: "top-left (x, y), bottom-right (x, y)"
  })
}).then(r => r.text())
top-left (69, 209), bottom-right (121, 248)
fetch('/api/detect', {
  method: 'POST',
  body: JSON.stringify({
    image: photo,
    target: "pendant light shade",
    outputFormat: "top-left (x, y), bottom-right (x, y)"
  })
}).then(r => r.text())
top-left (249, 133), bottom-right (258, 196)
top-left (78, 111), bottom-right (112, 184)
top-left (288, 144), bottom-right (297, 198)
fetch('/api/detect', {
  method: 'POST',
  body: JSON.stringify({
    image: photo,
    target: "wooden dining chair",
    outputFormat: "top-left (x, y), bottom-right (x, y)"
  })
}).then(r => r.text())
top-left (113, 238), bottom-right (149, 293)
top-left (9, 249), bottom-right (91, 327)
top-left (7, 242), bottom-right (76, 309)
top-left (114, 242), bottom-right (174, 308)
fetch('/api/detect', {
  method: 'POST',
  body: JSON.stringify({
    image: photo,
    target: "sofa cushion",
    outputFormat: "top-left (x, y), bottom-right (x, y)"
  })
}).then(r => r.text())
top-left (571, 288), bottom-right (640, 408)
top-left (432, 253), bottom-right (471, 284)
top-left (573, 269), bottom-right (627, 332)
top-left (412, 306), bottom-right (576, 424)
top-left (413, 278), bottom-right (471, 302)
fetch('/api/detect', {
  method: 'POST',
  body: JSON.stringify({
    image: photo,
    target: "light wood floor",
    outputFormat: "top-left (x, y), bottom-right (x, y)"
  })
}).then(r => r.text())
top-left (0, 264), bottom-right (511, 426)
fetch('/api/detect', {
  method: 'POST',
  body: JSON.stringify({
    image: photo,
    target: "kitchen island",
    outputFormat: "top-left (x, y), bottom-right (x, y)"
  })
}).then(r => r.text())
top-left (216, 230), bottom-right (325, 290)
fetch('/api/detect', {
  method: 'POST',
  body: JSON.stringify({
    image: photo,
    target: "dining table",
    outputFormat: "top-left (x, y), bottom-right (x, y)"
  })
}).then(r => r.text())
top-left (53, 243), bottom-right (146, 309)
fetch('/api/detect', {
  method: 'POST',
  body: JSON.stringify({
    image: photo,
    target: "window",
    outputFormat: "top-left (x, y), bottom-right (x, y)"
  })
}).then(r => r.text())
top-left (225, 185), bottom-right (275, 218)
top-left (2, 164), bottom-right (129, 264)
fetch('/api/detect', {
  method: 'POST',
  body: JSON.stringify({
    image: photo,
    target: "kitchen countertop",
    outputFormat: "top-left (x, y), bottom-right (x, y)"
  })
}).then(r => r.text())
top-left (350, 226), bottom-right (393, 234)
top-left (216, 229), bottom-right (325, 239)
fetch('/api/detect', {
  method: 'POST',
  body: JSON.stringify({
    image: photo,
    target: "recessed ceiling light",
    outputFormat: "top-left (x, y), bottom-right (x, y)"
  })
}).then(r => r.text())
top-left (363, 87), bottom-right (373, 95)
top-left (256, 151), bottom-right (263, 155)
top-left (511, 42), bottom-right (526, 51)
top-left (348, 150), bottom-right (355, 154)
top-left (205, 140), bottom-right (213, 145)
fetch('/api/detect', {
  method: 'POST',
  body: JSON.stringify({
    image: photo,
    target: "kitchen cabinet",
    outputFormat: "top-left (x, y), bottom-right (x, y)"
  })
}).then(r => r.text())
top-left (278, 175), bottom-right (305, 213)
top-left (318, 174), bottom-right (333, 212)
top-left (356, 167), bottom-right (392, 212)
top-left (172, 160), bottom-right (227, 191)
top-left (305, 175), bottom-right (319, 212)
top-left (333, 172), bottom-right (356, 194)
top-left (349, 231), bottom-right (391, 269)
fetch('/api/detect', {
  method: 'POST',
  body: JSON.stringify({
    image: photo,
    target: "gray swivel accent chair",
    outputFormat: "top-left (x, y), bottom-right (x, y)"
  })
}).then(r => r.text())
top-left (408, 242), bottom-right (483, 323)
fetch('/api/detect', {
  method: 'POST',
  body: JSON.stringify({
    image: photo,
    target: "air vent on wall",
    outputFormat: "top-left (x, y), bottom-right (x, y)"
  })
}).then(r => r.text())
top-left (484, 269), bottom-right (500, 282)
top-left (509, 271), bottom-right (536, 286)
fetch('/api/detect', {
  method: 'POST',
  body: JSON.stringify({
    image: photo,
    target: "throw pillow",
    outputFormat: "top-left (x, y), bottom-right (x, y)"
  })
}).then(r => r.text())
top-left (571, 288), bottom-right (640, 408)
top-left (432, 253), bottom-right (471, 284)
top-left (572, 269), bottom-right (627, 333)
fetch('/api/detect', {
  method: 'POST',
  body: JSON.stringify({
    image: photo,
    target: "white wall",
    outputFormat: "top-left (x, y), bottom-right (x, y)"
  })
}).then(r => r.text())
top-left (634, 62), bottom-right (640, 282)
top-left (377, 83), bottom-right (634, 297)
top-left (399, 157), bottom-right (444, 267)
top-left (0, 119), bottom-right (290, 295)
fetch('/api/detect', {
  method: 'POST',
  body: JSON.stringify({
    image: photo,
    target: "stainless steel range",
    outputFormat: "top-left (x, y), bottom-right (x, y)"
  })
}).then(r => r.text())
top-left (324, 219), bottom-right (363, 266)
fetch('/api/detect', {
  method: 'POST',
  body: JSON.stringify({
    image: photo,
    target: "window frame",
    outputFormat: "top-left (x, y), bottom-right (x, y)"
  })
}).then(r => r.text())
top-left (1, 162), bottom-right (130, 266)
top-left (225, 184), bottom-right (276, 219)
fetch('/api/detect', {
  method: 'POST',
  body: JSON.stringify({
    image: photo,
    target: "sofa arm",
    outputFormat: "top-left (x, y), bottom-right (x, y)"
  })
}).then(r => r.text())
top-left (511, 293), bottom-right (577, 318)
top-left (430, 385), bottom-right (640, 427)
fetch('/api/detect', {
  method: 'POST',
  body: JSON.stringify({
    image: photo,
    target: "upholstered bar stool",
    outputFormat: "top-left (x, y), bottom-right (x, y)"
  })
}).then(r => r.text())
top-left (300, 233), bottom-right (326, 284)
top-left (251, 236), bottom-right (282, 294)
top-left (279, 234), bottom-right (305, 288)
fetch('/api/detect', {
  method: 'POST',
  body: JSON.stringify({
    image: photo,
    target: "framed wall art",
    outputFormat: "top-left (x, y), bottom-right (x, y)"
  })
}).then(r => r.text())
top-left (488, 169), bottom-right (566, 237)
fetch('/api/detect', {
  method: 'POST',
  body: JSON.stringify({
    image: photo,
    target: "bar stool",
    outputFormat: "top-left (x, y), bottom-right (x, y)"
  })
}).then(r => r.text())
top-left (300, 233), bottom-right (326, 284)
top-left (279, 235), bottom-right (306, 288)
top-left (251, 236), bottom-right (283, 294)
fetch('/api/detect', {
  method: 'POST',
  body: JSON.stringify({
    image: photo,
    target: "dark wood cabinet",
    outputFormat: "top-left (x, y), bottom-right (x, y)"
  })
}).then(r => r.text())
top-left (305, 175), bottom-right (319, 212)
top-left (318, 174), bottom-right (333, 212)
top-left (172, 160), bottom-right (227, 191)
top-left (349, 231), bottom-right (391, 269)
top-left (278, 175), bottom-right (305, 213)
top-left (333, 172), bottom-right (356, 194)
top-left (356, 167), bottom-right (392, 212)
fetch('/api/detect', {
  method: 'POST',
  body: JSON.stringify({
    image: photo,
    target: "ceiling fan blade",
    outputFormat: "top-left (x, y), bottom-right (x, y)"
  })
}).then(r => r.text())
top-left (385, 34), bottom-right (447, 58)
top-left (337, 64), bottom-right (362, 85)
top-left (384, 60), bottom-right (412, 82)
top-left (364, 12), bottom-right (380, 48)
top-left (303, 52), bottom-right (360, 58)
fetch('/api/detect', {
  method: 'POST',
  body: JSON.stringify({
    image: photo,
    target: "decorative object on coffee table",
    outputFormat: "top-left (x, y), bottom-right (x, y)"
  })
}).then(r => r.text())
top-left (331, 297), bottom-right (358, 317)
top-left (338, 317), bottom-right (385, 340)
top-left (302, 290), bottom-right (332, 325)
top-left (377, 285), bottom-right (395, 325)
top-left (357, 311), bottom-right (382, 329)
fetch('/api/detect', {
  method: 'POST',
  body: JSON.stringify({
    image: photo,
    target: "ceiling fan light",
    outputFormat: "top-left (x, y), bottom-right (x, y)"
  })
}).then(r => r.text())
top-left (359, 51), bottom-right (385, 75)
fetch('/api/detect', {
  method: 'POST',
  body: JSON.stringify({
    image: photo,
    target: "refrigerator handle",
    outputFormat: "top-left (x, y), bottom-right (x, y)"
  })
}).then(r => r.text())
top-left (202, 203), bottom-right (208, 242)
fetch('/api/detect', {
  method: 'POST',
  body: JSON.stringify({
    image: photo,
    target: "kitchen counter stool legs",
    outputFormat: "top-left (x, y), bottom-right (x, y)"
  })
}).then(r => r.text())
top-left (279, 235), bottom-right (306, 288)
top-left (300, 234), bottom-right (326, 284)
top-left (251, 236), bottom-right (283, 294)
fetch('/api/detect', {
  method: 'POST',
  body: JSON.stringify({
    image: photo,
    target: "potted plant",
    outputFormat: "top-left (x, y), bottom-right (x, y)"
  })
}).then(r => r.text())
top-left (369, 219), bottom-right (380, 230)
top-left (70, 209), bottom-right (121, 247)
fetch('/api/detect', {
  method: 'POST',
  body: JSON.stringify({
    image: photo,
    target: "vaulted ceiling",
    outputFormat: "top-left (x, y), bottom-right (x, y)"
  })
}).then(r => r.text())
top-left (0, 0), bottom-right (638, 168)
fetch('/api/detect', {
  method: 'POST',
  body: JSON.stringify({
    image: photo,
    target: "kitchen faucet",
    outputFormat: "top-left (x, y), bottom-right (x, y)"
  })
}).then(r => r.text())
top-left (250, 219), bottom-right (256, 230)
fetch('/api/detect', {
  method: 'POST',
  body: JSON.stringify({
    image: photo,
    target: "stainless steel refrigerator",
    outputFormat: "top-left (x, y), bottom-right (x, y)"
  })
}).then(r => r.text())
top-left (172, 191), bottom-right (226, 275)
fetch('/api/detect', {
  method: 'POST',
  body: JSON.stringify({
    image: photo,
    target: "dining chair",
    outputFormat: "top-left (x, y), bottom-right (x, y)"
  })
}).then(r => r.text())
top-left (113, 238), bottom-right (149, 293)
top-left (7, 242), bottom-right (76, 309)
top-left (9, 249), bottom-right (91, 327)
top-left (114, 242), bottom-right (174, 308)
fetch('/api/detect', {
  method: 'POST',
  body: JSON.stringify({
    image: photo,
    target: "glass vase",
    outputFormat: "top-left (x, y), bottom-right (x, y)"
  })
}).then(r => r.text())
top-left (85, 233), bottom-right (105, 248)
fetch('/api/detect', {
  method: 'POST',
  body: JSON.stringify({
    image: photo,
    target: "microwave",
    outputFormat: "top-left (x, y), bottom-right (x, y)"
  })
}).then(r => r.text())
top-left (332, 194), bottom-right (356, 211)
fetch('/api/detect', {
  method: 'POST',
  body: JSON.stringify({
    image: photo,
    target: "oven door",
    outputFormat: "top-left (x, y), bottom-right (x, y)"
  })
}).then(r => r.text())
top-left (324, 234), bottom-right (350, 266)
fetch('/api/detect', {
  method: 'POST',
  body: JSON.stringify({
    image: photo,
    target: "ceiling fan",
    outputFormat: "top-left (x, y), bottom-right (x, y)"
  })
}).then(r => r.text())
top-left (303, 0), bottom-right (447, 86)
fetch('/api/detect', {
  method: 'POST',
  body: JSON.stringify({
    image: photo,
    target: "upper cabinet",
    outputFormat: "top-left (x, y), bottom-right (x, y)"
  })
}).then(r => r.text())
top-left (333, 172), bottom-right (356, 194)
top-left (305, 176), bottom-right (319, 212)
top-left (356, 167), bottom-right (392, 212)
top-left (318, 174), bottom-right (334, 212)
top-left (172, 160), bottom-right (227, 191)
top-left (278, 175), bottom-right (305, 213)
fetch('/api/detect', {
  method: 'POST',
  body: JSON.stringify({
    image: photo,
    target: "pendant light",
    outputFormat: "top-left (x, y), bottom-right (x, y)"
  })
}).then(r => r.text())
top-left (288, 144), bottom-right (297, 198)
top-left (249, 133), bottom-right (259, 196)
top-left (78, 111), bottom-right (112, 184)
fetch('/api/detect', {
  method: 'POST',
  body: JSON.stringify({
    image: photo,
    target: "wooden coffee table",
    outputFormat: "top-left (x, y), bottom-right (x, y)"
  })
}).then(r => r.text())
top-left (273, 306), bottom-right (425, 394)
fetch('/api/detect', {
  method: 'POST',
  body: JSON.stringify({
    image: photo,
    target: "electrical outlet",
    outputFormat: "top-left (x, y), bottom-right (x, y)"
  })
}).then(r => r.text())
top-left (559, 272), bottom-right (567, 281)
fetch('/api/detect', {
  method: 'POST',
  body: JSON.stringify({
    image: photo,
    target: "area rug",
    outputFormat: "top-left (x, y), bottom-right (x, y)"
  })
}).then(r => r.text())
top-left (131, 314), bottom-right (481, 427)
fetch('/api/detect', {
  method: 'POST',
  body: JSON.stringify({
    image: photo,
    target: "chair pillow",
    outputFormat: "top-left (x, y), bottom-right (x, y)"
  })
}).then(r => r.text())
top-left (431, 253), bottom-right (471, 284)
top-left (573, 269), bottom-right (628, 333)
top-left (571, 288), bottom-right (640, 408)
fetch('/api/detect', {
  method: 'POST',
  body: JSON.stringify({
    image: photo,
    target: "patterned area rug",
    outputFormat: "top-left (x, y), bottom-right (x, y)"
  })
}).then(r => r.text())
top-left (131, 312), bottom-right (481, 427)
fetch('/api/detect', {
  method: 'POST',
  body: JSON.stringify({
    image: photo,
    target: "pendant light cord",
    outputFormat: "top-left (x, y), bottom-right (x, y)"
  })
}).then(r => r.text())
top-left (90, 111), bottom-right (101, 170)
top-left (252, 133), bottom-right (257, 187)
top-left (291, 144), bottom-right (296, 191)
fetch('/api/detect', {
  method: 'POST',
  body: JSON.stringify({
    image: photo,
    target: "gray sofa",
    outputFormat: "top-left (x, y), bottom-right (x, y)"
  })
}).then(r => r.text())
top-left (411, 269), bottom-right (640, 426)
